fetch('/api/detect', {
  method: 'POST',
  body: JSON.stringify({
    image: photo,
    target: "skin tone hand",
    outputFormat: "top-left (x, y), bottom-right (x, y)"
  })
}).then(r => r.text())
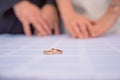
top-left (63, 12), bottom-right (93, 39)
top-left (56, 0), bottom-right (93, 39)
top-left (88, 1), bottom-right (120, 37)
top-left (35, 4), bottom-right (59, 36)
top-left (13, 1), bottom-right (51, 36)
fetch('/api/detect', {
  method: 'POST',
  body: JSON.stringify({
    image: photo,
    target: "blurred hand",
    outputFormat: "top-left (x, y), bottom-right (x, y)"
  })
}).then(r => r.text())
top-left (35, 4), bottom-right (59, 36)
top-left (62, 13), bottom-right (93, 39)
top-left (13, 1), bottom-right (51, 36)
top-left (88, 5), bottom-right (120, 37)
top-left (88, 20), bottom-right (110, 37)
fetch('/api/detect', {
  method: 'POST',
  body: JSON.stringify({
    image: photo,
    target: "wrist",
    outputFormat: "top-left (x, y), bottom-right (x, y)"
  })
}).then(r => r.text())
top-left (61, 11), bottom-right (77, 21)
top-left (56, 0), bottom-right (76, 19)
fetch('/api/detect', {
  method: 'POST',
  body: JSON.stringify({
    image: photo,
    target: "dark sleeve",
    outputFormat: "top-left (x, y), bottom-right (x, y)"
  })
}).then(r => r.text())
top-left (0, 0), bottom-right (21, 16)
top-left (45, 0), bottom-right (56, 5)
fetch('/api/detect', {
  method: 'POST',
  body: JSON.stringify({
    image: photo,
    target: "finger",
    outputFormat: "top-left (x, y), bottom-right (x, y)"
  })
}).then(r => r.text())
top-left (42, 13), bottom-right (53, 29)
top-left (23, 23), bottom-right (32, 36)
top-left (17, 16), bottom-right (32, 36)
top-left (31, 17), bottom-right (46, 36)
top-left (87, 22), bottom-right (94, 37)
top-left (79, 23), bottom-right (88, 38)
top-left (21, 19), bottom-right (32, 36)
top-left (92, 30), bottom-right (104, 37)
top-left (84, 21), bottom-right (94, 38)
top-left (35, 30), bottom-right (43, 37)
top-left (70, 27), bottom-right (77, 38)
top-left (67, 25), bottom-right (77, 38)
top-left (73, 23), bottom-right (84, 39)
top-left (37, 16), bottom-right (51, 35)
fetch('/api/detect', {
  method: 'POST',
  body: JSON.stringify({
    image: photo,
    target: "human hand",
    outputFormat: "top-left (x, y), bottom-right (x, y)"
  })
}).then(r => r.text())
top-left (13, 1), bottom-right (51, 36)
top-left (62, 13), bottom-right (93, 39)
top-left (35, 4), bottom-right (59, 36)
top-left (88, 5), bottom-right (120, 37)
top-left (88, 20), bottom-right (111, 37)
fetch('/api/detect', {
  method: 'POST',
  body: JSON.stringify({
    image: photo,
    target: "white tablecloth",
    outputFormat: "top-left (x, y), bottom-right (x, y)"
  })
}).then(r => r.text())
top-left (0, 34), bottom-right (120, 80)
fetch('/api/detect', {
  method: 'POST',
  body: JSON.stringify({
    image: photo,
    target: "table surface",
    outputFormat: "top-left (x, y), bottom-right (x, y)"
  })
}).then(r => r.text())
top-left (0, 34), bottom-right (120, 80)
